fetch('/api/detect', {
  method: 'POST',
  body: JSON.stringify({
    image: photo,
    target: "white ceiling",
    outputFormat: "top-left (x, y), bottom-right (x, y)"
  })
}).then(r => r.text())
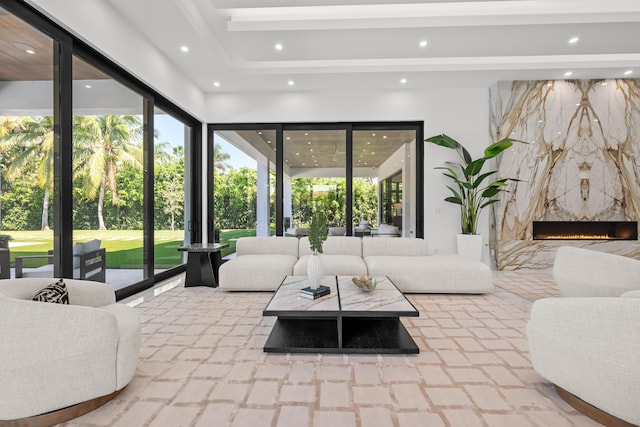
top-left (106, 0), bottom-right (640, 93)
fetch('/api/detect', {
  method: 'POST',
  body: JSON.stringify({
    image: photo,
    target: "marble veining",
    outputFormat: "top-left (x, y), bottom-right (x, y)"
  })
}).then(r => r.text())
top-left (337, 276), bottom-right (416, 314)
top-left (489, 79), bottom-right (640, 269)
top-left (264, 276), bottom-right (416, 314)
top-left (264, 276), bottom-right (339, 312)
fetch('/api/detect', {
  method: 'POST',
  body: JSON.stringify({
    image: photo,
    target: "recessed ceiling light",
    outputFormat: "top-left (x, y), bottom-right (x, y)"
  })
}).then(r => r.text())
top-left (14, 42), bottom-right (36, 54)
top-left (84, 84), bottom-right (92, 89)
top-left (400, 78), bottom-right (407, 84)
top-left (275, 43), bottom-right (283, 51)
top-left (419, 40), bottom-right (428, 48)
top-left (307, 141), bottom-right (311, 144)
top-left (288, 80), bottom-right (294, 86)
top-left (180, 45), bottom-right (189, 53)
top-left (286, 136), bottom-right (290, 140)
top-left (372, 133), bottom-right (376, 136)
top-left (568, 37), bottom-right (579, 44)
top-left (601, 82), bottom-right (608, 86)
top-left (564, 71), bottom-right (573, 77)
top-left (213, 81), bottom-right (220, 87)
top-left (624, 70), bottom-right (633, 75)
top-left (383, 135), bottom-right (387, 139)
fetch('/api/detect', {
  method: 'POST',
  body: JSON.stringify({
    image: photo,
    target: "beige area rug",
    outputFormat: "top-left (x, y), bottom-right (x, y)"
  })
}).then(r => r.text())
top-left (60, 271), bottom-right (600, 427)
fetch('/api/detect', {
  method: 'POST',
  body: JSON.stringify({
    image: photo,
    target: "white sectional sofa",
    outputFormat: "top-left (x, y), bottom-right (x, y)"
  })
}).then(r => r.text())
top-left (217, 236), bottom-right (299, 291)
top-left (219, 236), bottom-right (493, 293)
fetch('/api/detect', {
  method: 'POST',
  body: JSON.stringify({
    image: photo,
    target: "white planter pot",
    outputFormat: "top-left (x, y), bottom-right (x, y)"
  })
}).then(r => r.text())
top-left (457, 234), bottom-right (482, 261)
top-left (307, 253), bottom-right (324, 290)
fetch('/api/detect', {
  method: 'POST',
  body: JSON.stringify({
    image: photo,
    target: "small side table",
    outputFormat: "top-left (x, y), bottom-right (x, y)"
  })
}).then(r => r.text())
top-left (178, 243), bottom-right (229, 288)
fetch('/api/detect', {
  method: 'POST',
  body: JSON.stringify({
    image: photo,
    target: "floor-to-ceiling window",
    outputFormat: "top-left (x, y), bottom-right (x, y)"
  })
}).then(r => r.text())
top-left (0, 5), bottom-right (55, 279)
top-left (208, 122), bottom-right (423, 246)
top-left (0, 1), bottom-right (201, 299)
top-left (284, 128), bottom-right (347, 236)
top-left (353, 129), bottom-right (417, 237)
top-left (72, 55), bottom-right (146, 289)
top-left (212, 127), bottom-right (276, 256)
top-left (153, 108), bottom-right (190, 275)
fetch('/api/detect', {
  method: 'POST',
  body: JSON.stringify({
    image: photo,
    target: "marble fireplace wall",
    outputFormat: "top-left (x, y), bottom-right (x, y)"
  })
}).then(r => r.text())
top-left (489, 79), bottom-right (640, 269)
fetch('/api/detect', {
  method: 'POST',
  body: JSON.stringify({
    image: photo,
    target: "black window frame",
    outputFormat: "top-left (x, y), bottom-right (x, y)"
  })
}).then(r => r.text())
top-left (207, 121), bottom-right (424, 240)
top-left (1, 0), bottom-right (202, 300)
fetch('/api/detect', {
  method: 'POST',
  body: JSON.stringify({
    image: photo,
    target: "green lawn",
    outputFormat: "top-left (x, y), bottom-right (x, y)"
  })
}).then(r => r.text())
top-left (5, 229), bottom-right (260, 269)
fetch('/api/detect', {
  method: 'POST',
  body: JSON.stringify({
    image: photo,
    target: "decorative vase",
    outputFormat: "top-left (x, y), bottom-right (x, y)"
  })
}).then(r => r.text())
top-left (456, 234), bottom-right (482, 261)
top-left (307, 252), bottom-right (323, 290)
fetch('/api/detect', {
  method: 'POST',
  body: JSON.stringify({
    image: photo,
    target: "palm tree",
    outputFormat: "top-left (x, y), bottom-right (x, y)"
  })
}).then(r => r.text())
top-left (74, 115), bottom-right (143, 230)
top-left (0, 116), bottom-right (55, 230)
top-left (214, 143), bottom-right (232, 171)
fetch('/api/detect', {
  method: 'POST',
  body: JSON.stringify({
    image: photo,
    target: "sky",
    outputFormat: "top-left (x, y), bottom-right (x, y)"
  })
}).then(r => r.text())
top-left (155, 115), bottom-right (255, 169)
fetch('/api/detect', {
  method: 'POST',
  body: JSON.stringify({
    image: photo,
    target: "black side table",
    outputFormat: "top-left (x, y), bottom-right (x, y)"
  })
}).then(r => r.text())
top-left (177, 243), bottom-right (229, 287)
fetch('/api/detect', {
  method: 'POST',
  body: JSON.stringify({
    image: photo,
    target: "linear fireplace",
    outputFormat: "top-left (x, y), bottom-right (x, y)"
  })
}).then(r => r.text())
top-left (533, 221), bottom-right (638, 240)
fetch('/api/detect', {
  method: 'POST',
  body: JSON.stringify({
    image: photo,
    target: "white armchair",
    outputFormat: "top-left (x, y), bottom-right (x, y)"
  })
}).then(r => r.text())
top-left (527, 295), bottom-right (640, 426)
top-left (553, 246), bottom-right (640, 296)
top-left (0, 278), bottom-right (141, 425)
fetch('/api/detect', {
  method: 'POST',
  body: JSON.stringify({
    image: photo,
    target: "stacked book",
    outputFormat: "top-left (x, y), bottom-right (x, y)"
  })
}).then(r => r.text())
top-left (300, 285), bottom-right (330, 300)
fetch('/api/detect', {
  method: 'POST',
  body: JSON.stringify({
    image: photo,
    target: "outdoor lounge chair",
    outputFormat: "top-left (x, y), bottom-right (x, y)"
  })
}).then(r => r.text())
top-left (14, 239), bottom-right (106, 282)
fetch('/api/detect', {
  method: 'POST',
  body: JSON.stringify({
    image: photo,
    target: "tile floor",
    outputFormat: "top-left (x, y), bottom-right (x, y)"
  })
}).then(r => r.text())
top-left (60, 270), bottom-right (604, 427)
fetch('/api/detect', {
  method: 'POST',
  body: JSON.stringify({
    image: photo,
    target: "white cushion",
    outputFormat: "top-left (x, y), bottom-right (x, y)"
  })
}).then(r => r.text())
top-left (363, 238), bottom-right (428, 257)
top-left (236, 236), bottom-right (298, 257)
top-left (293, 254), bottom-right (367, 276)
top-left (72, 242), bottom-right (85, 256)
top-left (298, 236), bottom-right (362, 257)
top-left (621, 290), bottom-right (640, 298)
top-left (83, 239), bottom-right (101, 253)
top-left (218, 254), bottom-right (297, 291)
top-left (553, 246), bottom-right (640, 297)
top-left (364, 254), bottom-right (492, 293)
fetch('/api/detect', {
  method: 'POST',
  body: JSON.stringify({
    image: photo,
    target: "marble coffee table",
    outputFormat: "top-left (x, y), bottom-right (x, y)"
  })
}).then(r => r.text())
top-left (263, 276), bottom-right (419, 354)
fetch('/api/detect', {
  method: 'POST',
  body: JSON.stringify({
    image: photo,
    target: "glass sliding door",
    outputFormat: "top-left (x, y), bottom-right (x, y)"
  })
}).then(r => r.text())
top-left (153, 107), bottom-right (189, 273)
top-left (72, 55), bottom-right (145, 290)
top-left (0, 7), bottom-right (55, 278)
top-left (208, 122), bottom-right (424, 242)
top-left (284, 129), bottom-right (347, 236)
top-left (212, 128), bottom-right (276, 256)
top-left (353, 129), bottom-right (417, 237)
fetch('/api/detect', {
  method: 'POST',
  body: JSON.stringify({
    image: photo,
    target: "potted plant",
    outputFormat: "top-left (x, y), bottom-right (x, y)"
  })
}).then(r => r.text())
top-left (307, 210), bottom-right (327, 289)
top-left (426, 133), bottom-right (520, 260)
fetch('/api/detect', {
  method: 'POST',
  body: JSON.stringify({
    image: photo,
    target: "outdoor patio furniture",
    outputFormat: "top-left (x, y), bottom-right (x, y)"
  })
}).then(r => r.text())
top-left (14, 239), bottom-right (106, 282)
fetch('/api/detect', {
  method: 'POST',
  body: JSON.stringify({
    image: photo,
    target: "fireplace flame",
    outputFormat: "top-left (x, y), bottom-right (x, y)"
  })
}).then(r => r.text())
top-left (537, 234), bottom-right (612, 240)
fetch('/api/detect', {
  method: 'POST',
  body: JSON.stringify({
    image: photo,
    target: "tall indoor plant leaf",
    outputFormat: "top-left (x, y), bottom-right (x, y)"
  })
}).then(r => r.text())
top-left (426, 133), bottom-right (522, 235)
top-left (308, 210), bottom-right (328, 254)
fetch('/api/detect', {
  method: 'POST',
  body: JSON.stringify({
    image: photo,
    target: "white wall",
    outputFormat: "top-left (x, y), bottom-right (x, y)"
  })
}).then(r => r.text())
top-left (205, 88), bottom-right (492, 261)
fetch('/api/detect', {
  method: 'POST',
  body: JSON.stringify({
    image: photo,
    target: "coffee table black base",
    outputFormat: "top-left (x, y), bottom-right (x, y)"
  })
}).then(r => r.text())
top-left (264, 317), bottom-right (419, 354)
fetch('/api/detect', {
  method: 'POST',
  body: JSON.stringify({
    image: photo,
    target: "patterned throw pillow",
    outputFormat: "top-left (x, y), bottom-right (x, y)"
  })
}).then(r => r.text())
top-left (31, 279), bottom-right (70, 304)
